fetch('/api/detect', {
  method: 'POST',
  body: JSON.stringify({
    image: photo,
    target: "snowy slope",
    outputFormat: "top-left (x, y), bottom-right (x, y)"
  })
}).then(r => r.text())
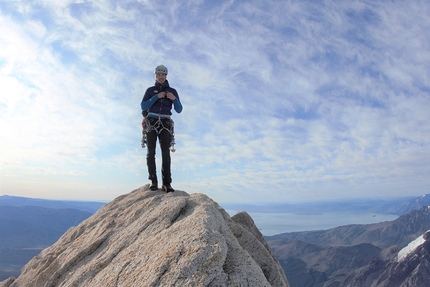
top-left (397, 229), bottom-right (430, 261)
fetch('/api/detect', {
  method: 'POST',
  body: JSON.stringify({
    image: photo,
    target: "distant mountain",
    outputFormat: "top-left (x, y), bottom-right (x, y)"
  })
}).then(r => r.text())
top-left (395, 194), bottom-right (430, 214)
top-left (267, 206), bottom-right (430, 287)
top-left (269, 206), bottom-right (430, 249)
top-left (276, 242), bottom-right (385, 287)
top-left (223, 193), bottom-right (430, 216)
top-left (0, 206), bottom-right (93, 248)
top-left (342, 230), bottom-right (430, 287)
top-left (0, 195), bottom-right (105, 213)
top-left (0, 204), bottom-right (96, 281)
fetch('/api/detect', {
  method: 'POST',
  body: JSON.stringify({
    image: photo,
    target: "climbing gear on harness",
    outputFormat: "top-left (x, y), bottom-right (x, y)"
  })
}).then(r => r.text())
top-left (170, 120), bottom-right (176, 152)
top-left (141, 116), bottom-right (176, 152)
top-left (141, 118), bottom-right (148, 148)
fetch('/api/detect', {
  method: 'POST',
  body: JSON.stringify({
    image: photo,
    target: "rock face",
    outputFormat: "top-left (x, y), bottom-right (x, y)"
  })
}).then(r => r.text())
top-left (1, 186), bottom-right (289, 287)
top-left (342, 230), bottom-right (430, 287)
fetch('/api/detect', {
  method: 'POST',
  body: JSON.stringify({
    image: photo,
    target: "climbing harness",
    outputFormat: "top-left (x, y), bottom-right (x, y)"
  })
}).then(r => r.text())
top-left (141, 113), bottom-right (176, 152)
top-left (141, 86), bottom-right (176, 152)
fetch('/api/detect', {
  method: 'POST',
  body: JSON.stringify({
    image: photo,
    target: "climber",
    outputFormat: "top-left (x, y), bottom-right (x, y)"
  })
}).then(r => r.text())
top-left (141, 65), bottom-right (183, 192)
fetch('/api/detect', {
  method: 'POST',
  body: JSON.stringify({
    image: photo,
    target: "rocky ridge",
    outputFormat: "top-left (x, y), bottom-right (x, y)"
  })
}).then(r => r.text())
top-left (1, 186), bottom-right (289, 287)
top-left (342, 230), bottom-right (430, 287)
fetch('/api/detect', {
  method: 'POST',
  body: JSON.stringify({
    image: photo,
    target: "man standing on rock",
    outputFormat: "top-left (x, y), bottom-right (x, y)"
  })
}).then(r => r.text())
top-left (141, 65), bottom-right (183, 192)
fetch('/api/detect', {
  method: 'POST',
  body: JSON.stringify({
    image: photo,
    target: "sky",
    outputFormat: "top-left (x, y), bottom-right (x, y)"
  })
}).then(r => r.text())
top-left (1, 0), bottom-right (429, 204)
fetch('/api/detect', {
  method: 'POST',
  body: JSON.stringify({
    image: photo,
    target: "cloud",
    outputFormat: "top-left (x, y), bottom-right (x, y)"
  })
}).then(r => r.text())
top-left (1, 0), bottom-right (430, 202)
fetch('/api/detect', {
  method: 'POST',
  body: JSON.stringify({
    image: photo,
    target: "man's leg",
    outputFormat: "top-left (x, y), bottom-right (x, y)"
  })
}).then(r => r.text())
top-left (159, 128), bottom-right (172, 187)
top-left (146, 129), bottom-right (158, 189)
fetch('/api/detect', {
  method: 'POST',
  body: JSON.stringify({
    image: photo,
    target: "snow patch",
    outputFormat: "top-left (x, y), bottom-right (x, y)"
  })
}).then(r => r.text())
top-left (397, 231), bottom-right (429, 262)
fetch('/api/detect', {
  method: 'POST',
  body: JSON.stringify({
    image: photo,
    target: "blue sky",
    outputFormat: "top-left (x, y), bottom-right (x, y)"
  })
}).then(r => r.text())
top-left (1, 0), bottom-right (429, 203)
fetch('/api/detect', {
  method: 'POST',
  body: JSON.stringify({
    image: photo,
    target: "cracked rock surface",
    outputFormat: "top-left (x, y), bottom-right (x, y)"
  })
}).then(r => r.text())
top-left (1, 186), bottom-right (289, 287)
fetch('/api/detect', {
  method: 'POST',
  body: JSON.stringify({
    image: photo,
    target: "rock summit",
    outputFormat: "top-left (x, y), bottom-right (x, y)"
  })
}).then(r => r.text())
top-left (1, 186), bottom-right (289, 287)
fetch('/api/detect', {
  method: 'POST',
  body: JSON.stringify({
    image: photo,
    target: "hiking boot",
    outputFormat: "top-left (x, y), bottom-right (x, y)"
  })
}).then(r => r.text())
top-left (149, 180), bottom-right (158, 191)
top-left (162, 184), bottom-right (174, 193)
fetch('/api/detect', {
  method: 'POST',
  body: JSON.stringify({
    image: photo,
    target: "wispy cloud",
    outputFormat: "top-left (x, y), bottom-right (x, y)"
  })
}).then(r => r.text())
top-left (1, 0), bottom-right (429, 202)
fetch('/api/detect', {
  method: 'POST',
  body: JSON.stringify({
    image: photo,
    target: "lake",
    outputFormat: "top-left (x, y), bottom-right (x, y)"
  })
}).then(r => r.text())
top-left (226, 210), bottom-right (399, 236)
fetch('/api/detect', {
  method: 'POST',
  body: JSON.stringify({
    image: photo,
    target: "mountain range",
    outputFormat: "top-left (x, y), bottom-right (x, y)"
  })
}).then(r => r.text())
top-left (222, 193), bottom-right (430, 216)
top-left (0, 196), bottom-right (104, 281)
top-left (266, 205), bottom-right (430, 287)
top-left (0, 195), bottom-right (105, 213)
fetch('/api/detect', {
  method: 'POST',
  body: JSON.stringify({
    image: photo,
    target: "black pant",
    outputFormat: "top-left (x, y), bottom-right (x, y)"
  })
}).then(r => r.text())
top-left (146, 118), bottom-right (172, 185)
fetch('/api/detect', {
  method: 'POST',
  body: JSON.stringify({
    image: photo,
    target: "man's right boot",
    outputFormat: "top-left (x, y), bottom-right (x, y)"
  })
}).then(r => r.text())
top-left (149, 179), bottom-right (158, 191)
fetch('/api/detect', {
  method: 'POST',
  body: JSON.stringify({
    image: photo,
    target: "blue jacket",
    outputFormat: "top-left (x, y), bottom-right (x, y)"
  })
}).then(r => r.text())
top-left (141, 80), bottom-right (182, 117)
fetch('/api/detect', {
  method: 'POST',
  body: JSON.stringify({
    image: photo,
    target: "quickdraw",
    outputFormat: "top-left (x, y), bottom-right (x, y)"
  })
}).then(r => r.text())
top-left (141, 117), bottom-right (176, 152)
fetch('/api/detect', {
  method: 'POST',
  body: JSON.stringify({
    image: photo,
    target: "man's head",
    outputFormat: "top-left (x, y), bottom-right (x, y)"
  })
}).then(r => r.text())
top-left (155, 65), bottom-right (168, 84)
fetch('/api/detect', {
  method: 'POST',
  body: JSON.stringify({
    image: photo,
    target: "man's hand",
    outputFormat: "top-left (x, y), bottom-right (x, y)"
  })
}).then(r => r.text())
top-left (166, 92), bottom-right (176, 101)
top-left (157, 92), bottom-right (166, 99)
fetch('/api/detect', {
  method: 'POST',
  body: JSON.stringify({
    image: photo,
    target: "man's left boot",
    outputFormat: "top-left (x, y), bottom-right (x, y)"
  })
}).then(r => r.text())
top-left (162, 184), bottom-right (174, 193)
